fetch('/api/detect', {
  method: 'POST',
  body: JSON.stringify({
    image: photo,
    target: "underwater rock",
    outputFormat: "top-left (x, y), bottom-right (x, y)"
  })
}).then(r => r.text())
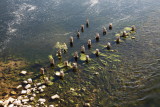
top-left (38, 98), bottom-right (46, 103)
top-left (10, 91), bottom-right (17, 95)
top-left (51, 94), bottom-right (60, 100)
top-left (44, 77), bottom-right (49, 83)
top-left (16, 85), bottom-right (22, 89)
top-left (32, 93), bottom-right (36, 97)
top-left (27, 89), bottom-right (31, 94)
top-left (88, 39), bottom-right (92, 48)
top-left (93, 72), bottom-right (99, 75)
top-left (103, 27), bottom-right (107, 35)
top-left (23, 80), bottom-right (28, 84)
top-left (27, 78), bottom-right (32, 84)
top-left (41, 85), bottom-right (46, 89)
top-left (36, 83), bottom-right (42, 86)
top-left (13, 99), bottom-right (22, 106)
top-left (20, 71), bottom-right (27, 75)
top-left (84, 103), bottom-right (90, 107)
top-left (81, 45), bottom-right (85, 53)
top-left (109, 23), bottom-right (112, 30)
top-left (86, 19), bottom-right (89, 27)
top-left (40, 89), bottom-right (44, 92)
top-left (21, 90), bottom-right (27, 94)
top-left (0, 101), bottom-right (3, 106)
top-left (49, 105), bottom-right (55, 107)
top-left (30, 97), bottom-right (34, 101)
top-left (8, 104), bottom-right (14, 107)
top-left (95, 33), bottom-right (100, 41)
top-left (17, 96), bottom-right (23, 100)
top-left (25, 84), bottom-right (31, 89)
top-left (8, 97), bottom-right (15, 103)
top-left (131, 36), bottom-right (135, 39)
top-left (55, 70), bottom-right (64, 79)
top-left (22, 99), bottom-right (29, 103)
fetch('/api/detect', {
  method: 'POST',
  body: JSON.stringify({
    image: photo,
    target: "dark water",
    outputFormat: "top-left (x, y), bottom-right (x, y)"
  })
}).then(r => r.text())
top-left (0, 0), bottom-right (160, 106)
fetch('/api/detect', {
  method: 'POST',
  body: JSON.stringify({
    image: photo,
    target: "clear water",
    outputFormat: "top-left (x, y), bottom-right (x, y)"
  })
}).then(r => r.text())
top-left (0, 0), bottom-right (160, 106)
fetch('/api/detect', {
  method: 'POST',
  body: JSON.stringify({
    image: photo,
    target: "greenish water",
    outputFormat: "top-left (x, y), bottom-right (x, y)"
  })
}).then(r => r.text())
top-left (0, 0), bottom-right (160, 106)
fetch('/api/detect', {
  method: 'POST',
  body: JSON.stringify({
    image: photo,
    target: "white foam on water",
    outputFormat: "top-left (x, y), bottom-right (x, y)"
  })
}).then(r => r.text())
top-left (89, 0), bottom-right (99, 7)
top-left (55, 32), bottom-right (73, 36)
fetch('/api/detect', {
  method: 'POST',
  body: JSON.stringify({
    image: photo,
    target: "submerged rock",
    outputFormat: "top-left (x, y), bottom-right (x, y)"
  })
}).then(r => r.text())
top-left (84, 103), bottom-right (90, 107)
top-left (20, 71), bottom-right (27, 75)
top-left (10, 91), bottom-right (17, 95)
top-left (8, 104), bottom-right (14, 107)
top-left (49, 105), bottom-right (55, 107)
top-left (22, 99), bottom-right (29, 103)
top-left (27, 78), bottom-right (32, 84)
top-left (51, 94), bottom-right (60, 100)
top-left (38, 98), bottom-right (46, 103)
top-left (25, 84), bottom-right (31, 89)
top-left (21, 90), bottom-right (27, 94)
top-left (13, 99), bottom-right (22, 106)
top-left (16, 85), bottom-right (22, 89)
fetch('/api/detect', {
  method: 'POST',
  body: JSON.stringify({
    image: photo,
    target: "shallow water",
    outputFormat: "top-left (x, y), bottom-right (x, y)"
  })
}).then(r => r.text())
top-left (0, 0), bottom-right (160, 106)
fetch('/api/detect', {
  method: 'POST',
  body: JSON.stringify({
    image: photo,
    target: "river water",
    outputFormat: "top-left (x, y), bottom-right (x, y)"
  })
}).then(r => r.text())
top-left (0, 0), bottom-right (160, 106)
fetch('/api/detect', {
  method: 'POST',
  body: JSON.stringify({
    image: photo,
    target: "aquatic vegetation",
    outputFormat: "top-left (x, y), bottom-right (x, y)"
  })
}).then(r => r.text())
top-left (80, 53), bottom-right (87, 61)
top-left (124, 27), bottom-right (132, 31)
top-left (55, 42), bottom-right (68, 51)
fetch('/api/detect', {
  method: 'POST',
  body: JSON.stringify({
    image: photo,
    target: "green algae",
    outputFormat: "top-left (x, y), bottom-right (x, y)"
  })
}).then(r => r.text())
top-left (55, 42), bottom-right (68, 50)
top-left (48, 55), bottom-right (53, 60)
top-left (80, 53), bottom-right (91, 61)
top-left (115, 34), bottom-right (121, 37)
top-left (57, 63), bottom-right (64, 68)
top-left (124, 27), bottom-right (132, 31)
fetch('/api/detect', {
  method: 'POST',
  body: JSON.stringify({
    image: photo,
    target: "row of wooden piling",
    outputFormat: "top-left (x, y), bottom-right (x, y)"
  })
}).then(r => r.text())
top-left (41, 19), bottom-right (136, 78)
